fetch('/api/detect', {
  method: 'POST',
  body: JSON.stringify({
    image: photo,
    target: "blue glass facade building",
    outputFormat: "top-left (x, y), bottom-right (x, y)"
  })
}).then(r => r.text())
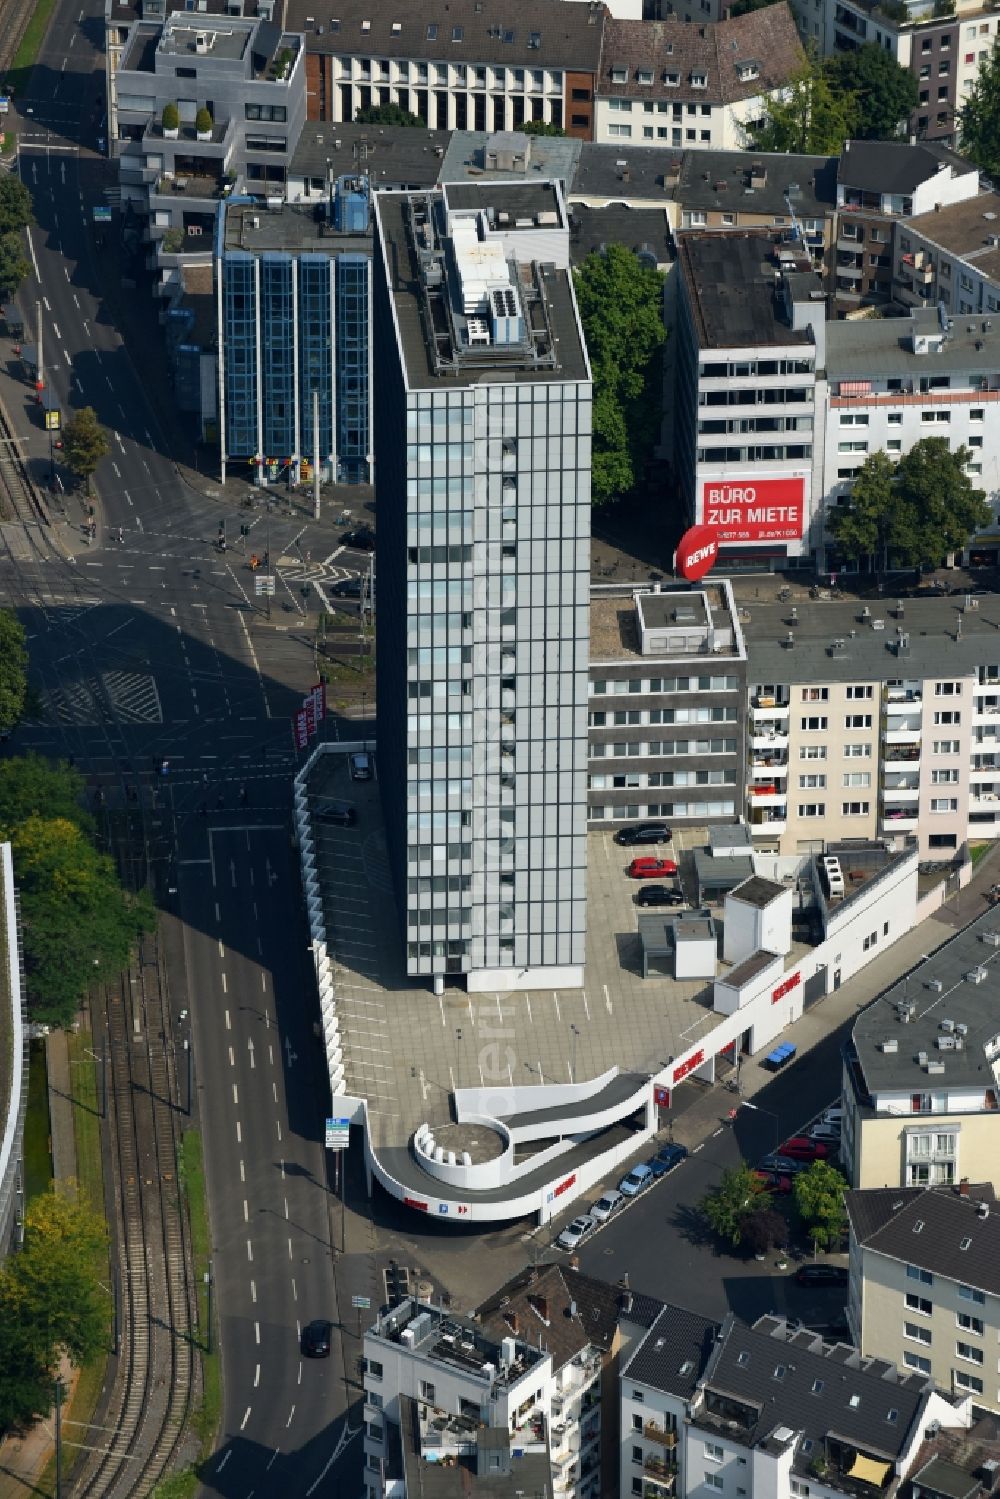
top-left (216, 179), bottom-right (371, 486)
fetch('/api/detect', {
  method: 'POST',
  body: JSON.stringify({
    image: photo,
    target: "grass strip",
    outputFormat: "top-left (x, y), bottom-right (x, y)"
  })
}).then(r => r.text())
top-left (177, 1129), bottom-right (221, 1458)
top-left (4, 0), bottom-right (61, 99)
top-left (22, 1038), bottom-right (52, 1203)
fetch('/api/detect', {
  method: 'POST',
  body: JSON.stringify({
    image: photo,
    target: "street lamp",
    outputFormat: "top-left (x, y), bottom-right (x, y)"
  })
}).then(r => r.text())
top-left (570, 1023), bottom-right (581, 1085)
top-left (204, 1265), bottom-right (214, 1355)
top-left (740, 1099), bottom-right (780, 1153)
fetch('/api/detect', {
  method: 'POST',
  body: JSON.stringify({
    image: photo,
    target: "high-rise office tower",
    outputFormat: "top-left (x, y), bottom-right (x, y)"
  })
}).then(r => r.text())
top-left (372, 181), bottom-right (591, 992)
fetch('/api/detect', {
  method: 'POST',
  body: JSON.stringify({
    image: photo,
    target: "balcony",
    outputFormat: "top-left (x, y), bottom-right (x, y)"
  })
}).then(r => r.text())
top-left (750, 696), bottom-right (789, 722)
top-left (883, 722), bottom-right (922, 745)
top-left (884, 744), bottom-right (921, 764)
top-left (971, 760), bottom-right (1000, 778)
top-left (881, 779), bottom-right (918, 800)
top-left (886, 684), bottom-right (921, 703)
top-left (644, 1485), bottom-right (676, 1499)
top-left (750, 730), bottom-right (789, 752)
top-left (881, 808), bottom-right (918, 832)
top-left (973, 704), bottom-right (1000, 727)
top-left (644, 1422), bottom-right (678, 1448)
top-left (751, 755), bottom-right (787, 775)
top-left (750, 810), bottom-right (787, 834)
top-left (748, 789), bottom-right (787, 808)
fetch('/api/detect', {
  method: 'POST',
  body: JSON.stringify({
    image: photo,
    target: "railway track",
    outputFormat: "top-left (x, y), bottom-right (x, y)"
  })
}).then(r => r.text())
top-left (0, 0), bottom-right (39, 78)
top-left (0, 398), bottom-right (198, 1496)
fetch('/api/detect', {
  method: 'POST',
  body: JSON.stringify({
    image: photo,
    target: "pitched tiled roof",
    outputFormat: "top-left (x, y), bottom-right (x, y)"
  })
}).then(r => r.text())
top-left (846, 1184), bottom-right (1000, 1296)
top-left (476, 1264), bottom-right (662, 1372)
top-left (283, 0), bottom-right (605, 71)
top-left (623, 1303), bottom-right (719, 1397)
top-left (597, 3), bottom-right (804, 105)
top-left (837, 139), bottom-right (976, 196)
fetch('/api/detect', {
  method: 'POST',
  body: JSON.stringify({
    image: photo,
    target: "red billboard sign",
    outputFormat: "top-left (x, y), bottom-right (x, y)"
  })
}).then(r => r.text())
top-left (672, 1049), bottom-right (704, 1085)
top-left (403, 1196), bottom-right (428, 1212)
top-left (701, 477), bottom-right (805, 543)
top-left (291, 709), bottom-right (309, 750)
top-left (675, 524), bottom-right (719, 582)
top-left (653, 1084), bottom-right (671, 1109)
top-left (771, 970), bottom-right (802, 1005)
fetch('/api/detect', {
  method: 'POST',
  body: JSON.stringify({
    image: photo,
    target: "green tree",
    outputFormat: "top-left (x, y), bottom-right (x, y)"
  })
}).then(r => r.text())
top-left (749, 59), bottom-right (858, 154)
top-left (0, 230), bottom-right (30, 302)
top-left (0, 1193), bottom-right (109, 1434)
top-left (700, 1163), bottom-right (770, 1248)
top-left (62, 407), bottom-right (110, 495)
top-left (195, 106), bottom-right (213, 134)
top-left (521, 119), bottom-right (566, 137)
top-left (573, 243), bottom-right (665, 505)
top-left (0, 609), bottom-right (27, 734)
top-left (13, 814), bottom-right (154, 1027)
top-left (161, 101), bottom-right (179, 132)
top-left (0, 754), bottom-right (91, 833)
top-left (826, 449), bottom-right (896, 565)
top-left (354, 102), bottom-right (423, 126)
top-left (0, 176), bottom-right (34, 236)
top-left (831, 439), bottom-right (990, 568)
top-left (825, 43), bottom-right (917, 139)
top-left (741, 1204), bottom-right (788, 1256)
top-left (793, 1159), bottom-right (848, 1251)
top-left (959, 42), bottom-right (1000, 175)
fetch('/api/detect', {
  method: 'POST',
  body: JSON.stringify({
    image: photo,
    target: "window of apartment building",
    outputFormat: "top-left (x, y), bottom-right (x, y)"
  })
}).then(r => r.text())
top-left (888, 440), bottom-right (903, 453)
top-left (905, 1352), bottom-right (932, 1374)
top-left (931, 798), bottom-right (959, 812)
top-left (843, 801), bottom-right (871, 816)
top-left (935, 682), bottom-right (961, 695)
top-left (922, 410), bottom-right (951, 423)
top-left (959, 1284), bottom-right (986, 1304)
top-left (846, 685), bottom-right (874, 699)
top-left (367, 1389), bottom-right (383, 1408)
top-left (798, 803), bottom-right (826, 818)
top-left (632, 1483), bottom-right (644, 1498)
top-left (844, 744), bottom-right (873, 758)
top-left (934, 711), bottom-right (961, 724)
top-left (906, 1292), bottom-right (933, 1315)
top-left (367, 1360), bottom-right (383, 1379)
top-left (799, 774), bottom-right (826, 788)
top-left (840, 412), bottom-right (869, 425)
top-left (801, 716), bottom-right (828, 731)
top-left (839, 440), bottom-right (869, 454)
top-left (957, 1342), bottom-right (984, 1364)
top-left (791, 1485), bottom-right (810, 1499)
top-left (933, 740), bottom-right (960, 754)
top-left (633, 1446), bottom-right (644, 1464)
top-left (633, 1414), bottom-right (644, 1431)
top-left (908, 1265), bottom-right (934, 1285)
top-left (904, 1321), bottom-right (932, 1345)
top-left (970, 434), bottom-right (984, 448)
top-left (863, 930), bottom-right (879, 950)
top-left (888, 411), bottom-right (903, 425)
top-left (802, 687), bottom-right (829, 701)
top-left (971, 408), bottom-right (985, 421)
top-left (608, 123), bottom-right (632, 137)
top-left (800, 745), bottom-right (828, 760)
top-left (932, 769), bottom-right (960, 784)
top-left (419, 1381), bottom-right (435, 1401)
top-left (705, 1477), bottom-right (724, 1493)
top-left (705, 1444), bottom-right (725, 1462)
top-left (844, 714), bottom-right (872, 729)
top-left (956, 1312), bottom-right (984, 1335)
top-left (954, 1370), bottom-right (983, 1394)
top-left (843, 772), bottom-right (871, 787)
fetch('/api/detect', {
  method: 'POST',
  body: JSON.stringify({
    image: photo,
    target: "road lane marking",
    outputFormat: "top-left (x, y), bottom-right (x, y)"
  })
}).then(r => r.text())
top-left (285, 1406), bottom-right (295, 1428)
top-left (218, 939), bottom-right (225, 958)
top-left (247, 1239), bottom-right (253, 1261)
top-left (29, 237), bottom-right (43, 283)
top-left (225, 1009), bottom-right (231, 1029)
top-left (250, 1279), bottom-right (256, 1302)
top-left (52, 322), bottom-right (61, 340)
top-left (255, 1320), bottom-right (260, 1343)
top-left (232, 1083), bottom-right (238, 1104)
top-left (241, 1408), bottom-right (251, 1431)
top-left (243, 1199), bottom-right (249, 1222)
top-left (216, 1452), bottom-right (231, 1472)
top-left (221, 973), bottom-right (227, 993)
top-left (236, 1120), bottom-right (242, 1142)
top-left (240, 1159), bottom-right (245, 1182)
top-left (254, 1365), bottom-right (260, 1388)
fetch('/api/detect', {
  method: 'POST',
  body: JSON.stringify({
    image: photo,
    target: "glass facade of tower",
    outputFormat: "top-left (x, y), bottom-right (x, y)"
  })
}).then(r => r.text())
top-left (335, 254), bottom-right (370, 486)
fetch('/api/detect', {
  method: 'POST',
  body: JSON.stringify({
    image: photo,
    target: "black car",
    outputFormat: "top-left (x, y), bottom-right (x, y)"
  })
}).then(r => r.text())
top-left (614, 822), bottom-right (672, 847)
top-left (634, 884), bottom-right (684, 908)
top-left (301, 1319), bottom-right (333, 1357)
top-left (794, 1264), bottom-right (849, 1288)
top-left (760, 1153), bottom-right (805, 1176)
top-left (315, 799), bottom-right (357, 827)
top-left (331, 577), bottom-right (363, 598)
top-left (342, 526), bottom-right (376, 552)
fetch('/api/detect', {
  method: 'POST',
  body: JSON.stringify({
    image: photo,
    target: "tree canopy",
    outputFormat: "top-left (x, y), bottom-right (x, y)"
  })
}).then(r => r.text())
top-left (62, 407), bottom-right (110, 494)
top-left (0, 1193), bottom-right (109, 1435)
top-left (521, 119), bottom-right (565, 137)
top-left (792, 1159), bottom-right (848, 1251)
top-left (0, 754), bottom-right (91, 832)
top-left (828, 439), bottom-right (990, 568)
top-left (0, 609), bottom-right (27, 735)
top-left (573, 243), bottom-right (665, 506)
top-left (748, 59), bottom-right (858, 155)
top-left (0, 176), bottom-right (34, 237)
top-left (959, 34), bottom-right (1000, 175)
top-left (354, 102), bottom-right (423, 126)
top-left (700, 1163), bottom-right (770, 1248)
top-left (825, 44), bottom-right (917, 140)
top-left (0, 231), bottom-right (30, 303)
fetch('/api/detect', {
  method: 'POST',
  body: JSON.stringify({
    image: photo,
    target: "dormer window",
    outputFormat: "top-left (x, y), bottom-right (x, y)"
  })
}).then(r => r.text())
top-left (737, 60), bottom-right (759, 81)
top-left (611, 65), bottom-right (628, 83)
top-left (391, 18), bottom-right (401, 31)
top-left (637, 68), bottom-right (653, 84)
top-left (361, 16), bottom-right (371, 29)
top-left (690, 70), bottom-right (707, 87)
top-left (664, 69), bottom-right (679, 85)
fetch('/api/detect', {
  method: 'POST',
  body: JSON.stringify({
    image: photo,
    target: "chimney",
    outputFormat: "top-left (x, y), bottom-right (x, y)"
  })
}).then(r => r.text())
top-left (505, 1310), bottom-right (519, 1334)
top-left (959, 1178), bottom-right (970, 1197)
top-left (530, 1294), bottom-right (549, 1321)
top-left (619, 1288), bottom-right (634, 1316)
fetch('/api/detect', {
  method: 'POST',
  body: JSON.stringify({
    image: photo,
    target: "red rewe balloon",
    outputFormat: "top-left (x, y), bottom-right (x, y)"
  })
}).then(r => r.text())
top-left (675, 524), bottom-right (719, 581)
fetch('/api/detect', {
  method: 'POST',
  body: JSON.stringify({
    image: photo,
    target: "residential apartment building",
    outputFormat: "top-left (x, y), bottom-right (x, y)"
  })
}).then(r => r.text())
top-left (478, 1264), bottom-right (664, 1499)
top-left (841, 909), bottom-right (1000, 1195)
top-left (743, 593), bottom-right (1000, 857)
top-left (215, 183), bottom-right (371, 484)
top-left (362, 1299), bottom-right (555, 1499)
top-left (593, 7), bottom-right (805, 151)
top-left (372, 180), bottom-right (591, 991)
top-left (286, 0), bottom-right (603, 139)
top-left (892, 191), bottom-right (1000, 320)
top-left (845, 1183), bottom-right (1000, 1409)
top-left (834, 139), bottom-right (977, 306)
top-left (110, 10), bottom-right (307, 284)
top-left (674, 231), bottom-right (823, 569)
top-left (622, 1309), bottom-right (970, 1499)
top-left (587, 582), bottom-right (747, 831)
top-left (822, 0), bottom-right (1000, 147)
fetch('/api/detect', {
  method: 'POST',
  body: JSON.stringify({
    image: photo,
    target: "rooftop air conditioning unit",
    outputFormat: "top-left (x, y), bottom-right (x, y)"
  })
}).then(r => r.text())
top-left (940, 1018), bottom-right (955, 1033)
top-left (925, 978), bottom-right (943, 992)
top-left (978, 1202), bottom-right (991, 1219)
top-left (966, 968), bottom-right (988, 984)
top-left (881, 1038), bottom-right (899, 1054)
top-left (917, 1051), bottom-right (928, 1066)
top-left (936, 1035), bottom-right (956, 1051)
top-left (956, 1023), bottom-right (969, 1036)
top-left (927, 1060), bottom-right (946, 1074)
top-left (982, 931), bottom-right (1000, 947)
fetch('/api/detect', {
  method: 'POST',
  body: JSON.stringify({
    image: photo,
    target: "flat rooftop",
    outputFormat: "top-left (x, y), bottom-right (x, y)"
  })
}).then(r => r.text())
top-left (742, 593), bottom-right (1000, 684)
top-left (368, 1298), bottom-right (546, 1383)
top-left (289, 122), bottom-right (451, 188)
top-left (159, 17), bottom-right (252, 61)
top-left (399, 1397), bottom-right (553, 1499)
top-left (443, 179), bottom-right (563, 224)
top-left (852, 904), bottom-right (1000, 1095)
top-left (589, 583), bottom-right (741, 662)
top-left (375, 185), bottom-right (588, 391)
top-left (825, 310), bottom-right (1000, 380)
top-left (677, 232), bottom-right (813, 350)
top-left (904, 191), bottom-right (1000, 283)
top-left (222, 201), bottom-right (370, 255)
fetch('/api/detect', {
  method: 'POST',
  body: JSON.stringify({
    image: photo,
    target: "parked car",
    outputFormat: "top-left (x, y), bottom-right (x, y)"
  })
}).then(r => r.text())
top-left (342, 525), bottom-right (376, 551)
top-left (821, 1107), bottom-right (845, 1126)
top-left (589, 1189), bottom-right (625, 1223)
top-left (779, 1137), bottom-right (829, 1163)
top-left (331, 577), bottom-right (363, 598)
top-left (619, 1163), bottom-right (655, 1197)
top-left (349, 751), bottom-right (373, 781)
top-left (614, 822), bottom-right (672, 846)
top-left (759, 1153), bottom-right (806, 1175)
top-left (628, 856), bottom-right (679, 879)
top-left (649, 1143), bottom-right (688, 1177)
top-left (753, 1170), bottom-right (793, 1195)
top-left (315, 799), bottom-right (357, 826)
top-left (557, 1214), bottom-right (597, 1251)
top-left (301, 1319), bottom-right (333, 1357)
top-left (794, 1264), bottom-right (849, 1288)
top-left (635, 885), bottom-right (685, 908)
top-left (809, 1121), bottom-right (841, 1143)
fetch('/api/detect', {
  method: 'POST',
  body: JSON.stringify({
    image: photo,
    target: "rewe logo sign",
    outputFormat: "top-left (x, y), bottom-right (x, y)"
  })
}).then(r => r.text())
top-left (675, 524), bottom-right (719, 581)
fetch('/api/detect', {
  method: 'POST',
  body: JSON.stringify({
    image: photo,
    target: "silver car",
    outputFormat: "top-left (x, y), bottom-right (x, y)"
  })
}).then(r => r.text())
top-left (590, 1189), bottom-right (625, 1223)
top-left (557, 1214), bottom-right (597, 1251)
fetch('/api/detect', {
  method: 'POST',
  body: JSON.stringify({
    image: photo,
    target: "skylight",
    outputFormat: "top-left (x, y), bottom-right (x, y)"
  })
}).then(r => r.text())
top-left (811, 1380), bottom-right (824, 1395)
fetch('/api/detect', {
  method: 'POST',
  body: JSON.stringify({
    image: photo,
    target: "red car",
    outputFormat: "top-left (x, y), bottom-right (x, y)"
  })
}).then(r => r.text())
top-left (753, 1170), bottom-right (793, 1195)
top-left (628, 856), bottom-right (679, 879)
top-left (779, 1136), bottom-right (829, 1163)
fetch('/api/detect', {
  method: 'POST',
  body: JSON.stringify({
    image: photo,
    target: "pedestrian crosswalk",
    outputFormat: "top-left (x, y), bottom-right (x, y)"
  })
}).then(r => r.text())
top-left (103, 670), bottom-right (163, 723)
top-left (34, 670), bottom-right (162, 725)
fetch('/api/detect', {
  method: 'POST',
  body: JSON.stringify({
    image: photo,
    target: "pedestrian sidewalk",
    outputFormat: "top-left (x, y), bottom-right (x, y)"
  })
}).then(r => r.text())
top-left (45, 1027), bottom-right (79, 1198)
